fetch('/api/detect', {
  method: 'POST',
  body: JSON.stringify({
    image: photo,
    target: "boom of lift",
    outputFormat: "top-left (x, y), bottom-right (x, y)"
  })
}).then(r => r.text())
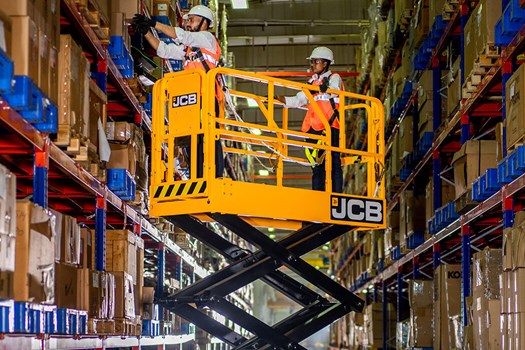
top-left (150, 68), bottom-right (386, 349)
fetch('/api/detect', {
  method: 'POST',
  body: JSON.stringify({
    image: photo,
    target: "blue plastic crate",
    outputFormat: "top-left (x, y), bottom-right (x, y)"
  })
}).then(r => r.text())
top-left (14, 302), bottom-right (42, 333)
top-left (43, 305), bottom-right (57, 334)
top-left (3, 76), bottom-right (42, 113)
top-left (406, 231), bottom-right (425, 249)
top-left (0, 300), bottom-right (14, 333)
top-left (428, 217), bottom-right (435, 234)
top-left (0, 49), bottom-right (14, 94)
top-left (472, 176), bottom-right (487, 201)
top-left (33, 99), bottom-right (58, 133)
top-left (377, 258), bottom-right (385, 272)
top-left (77, 310), bottom-right (88, 334)
top-left (502, 8), bottom-right (524, 36)
top-left (152, 15), bottom-right (171, 26)
top-left (508, 145), bottom-right (525, 178)
top-left (143, 93), bottom-right (153, 115)
top-left (496, 17), bottom-right (515, 46)
top-left (108, 36), bottom-right (126, 60)
top-left (391, 246), bottom-right (405, 260)
top-left (506, 0), bottom-right (525, 24)
top-left (498, 158), bottom-right (513, 185)
top-left (143, 319), bottom-right (160, 337)
top-left (484, 168), bottom-right (500, 193)
top-left (107, 168), bottom-right (136, 201)
top-left (57, 308), bottom-right (80, 335)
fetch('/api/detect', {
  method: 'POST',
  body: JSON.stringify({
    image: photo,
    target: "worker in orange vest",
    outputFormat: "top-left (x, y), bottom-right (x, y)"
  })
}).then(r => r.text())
top-left (132, 5), bottom-right (224, 178)
top-left (277, 47), bottom-right (343, 192)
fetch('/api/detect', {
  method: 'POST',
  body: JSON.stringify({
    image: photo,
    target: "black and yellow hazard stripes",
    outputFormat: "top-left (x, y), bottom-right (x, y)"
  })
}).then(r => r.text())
top-left (153, 181), bottom-right (207, 199)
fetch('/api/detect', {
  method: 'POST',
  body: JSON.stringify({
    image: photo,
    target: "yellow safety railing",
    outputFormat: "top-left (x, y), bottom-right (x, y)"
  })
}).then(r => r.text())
top-left (150, 68), bottom-right (385, 229)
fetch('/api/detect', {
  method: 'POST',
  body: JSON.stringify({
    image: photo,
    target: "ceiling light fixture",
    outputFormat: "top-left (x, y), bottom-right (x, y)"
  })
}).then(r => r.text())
top-left (258, 169), bottom-right (270, 176)
top-left (231, 0), bottom-right (248, 9)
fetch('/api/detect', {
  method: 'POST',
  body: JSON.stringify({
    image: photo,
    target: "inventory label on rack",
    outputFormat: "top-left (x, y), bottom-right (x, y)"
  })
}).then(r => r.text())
top-left (330, 195), bottom-right (384, 224)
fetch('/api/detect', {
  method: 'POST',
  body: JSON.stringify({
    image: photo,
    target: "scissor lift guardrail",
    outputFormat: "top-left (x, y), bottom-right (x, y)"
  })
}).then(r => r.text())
top-left (149, 68), bottom-right (386, 349)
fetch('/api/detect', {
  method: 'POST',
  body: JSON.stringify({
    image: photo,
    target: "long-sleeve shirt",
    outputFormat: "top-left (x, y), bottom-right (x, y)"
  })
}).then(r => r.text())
top-left (283, 70), bottom-right (342, 108)
top-left (156, 28), bottom-right (218, 60)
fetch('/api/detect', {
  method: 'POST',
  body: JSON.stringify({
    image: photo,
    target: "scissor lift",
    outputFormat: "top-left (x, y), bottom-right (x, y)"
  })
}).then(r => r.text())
top-left (150, 68), bottom-right (386, 349)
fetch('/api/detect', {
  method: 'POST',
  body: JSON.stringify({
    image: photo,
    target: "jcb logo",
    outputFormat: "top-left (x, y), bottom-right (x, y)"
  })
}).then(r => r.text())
top-left (172, 93), bottom-right (198, 108)
top-left (330, 195), bottom-right (383, 224)
top-left (447, 271), bottom-right (461, 279)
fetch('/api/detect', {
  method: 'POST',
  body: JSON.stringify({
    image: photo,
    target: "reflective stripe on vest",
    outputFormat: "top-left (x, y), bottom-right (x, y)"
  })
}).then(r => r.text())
top-left (301, 74), bottom-right (344, 132)
top-left (183, 37), bottom-right (221, 72)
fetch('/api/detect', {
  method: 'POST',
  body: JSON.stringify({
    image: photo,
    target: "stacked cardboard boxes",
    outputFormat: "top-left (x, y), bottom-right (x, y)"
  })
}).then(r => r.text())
top-left (433, 264), bottom-right (462, 350)
top-left (0, 165), bottom-right (16, 300)
top-left (472, 248), bottom-right (502, 350)
top-left (408, 280), bottom-right (433, 347)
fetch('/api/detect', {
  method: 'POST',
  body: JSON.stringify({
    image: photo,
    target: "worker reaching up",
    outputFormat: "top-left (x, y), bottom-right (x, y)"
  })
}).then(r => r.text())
top-left (277, 47), bottom-right (343, 193)
top-left (132, 5), bottom-right (224, 178)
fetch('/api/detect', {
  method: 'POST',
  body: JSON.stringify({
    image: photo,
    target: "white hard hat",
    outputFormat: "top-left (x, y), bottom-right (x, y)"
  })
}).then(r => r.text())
top-left (307, 47), bottom-right (334, 64)
top-left (188, 5), bottom-right (214, 28)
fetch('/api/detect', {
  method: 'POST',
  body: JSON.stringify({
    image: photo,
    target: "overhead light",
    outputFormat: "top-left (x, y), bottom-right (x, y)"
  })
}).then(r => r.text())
top-left (258, 169), bottom-right (270, 176)
top-left (269, 233), bottom-right (276, 239)
top-left (251, 128), bottom-right (262, 135)
top-left (231, 0), bottom-right (248, 9)
top-left (268, 227), bottom-right (275, 233)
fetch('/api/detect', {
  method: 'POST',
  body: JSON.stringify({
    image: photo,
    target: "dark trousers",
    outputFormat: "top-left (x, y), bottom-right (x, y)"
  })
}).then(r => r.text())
top-left (196, 136), bottom-right (224, 178)
top-left (306, 127), bottom-right (342, 193)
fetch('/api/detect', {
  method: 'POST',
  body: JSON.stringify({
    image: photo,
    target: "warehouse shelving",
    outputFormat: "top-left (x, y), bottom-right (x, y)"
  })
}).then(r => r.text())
top-left (0, 1), bottom-right (252, 349)
top-left (331, 0), bottom-right (520, 348)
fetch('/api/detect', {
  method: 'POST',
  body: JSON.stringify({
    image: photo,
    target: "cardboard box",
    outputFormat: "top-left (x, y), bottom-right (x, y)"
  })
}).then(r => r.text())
top-left (111, 0), bottom-right (141, 19)
top-left (506, 63), bottom-right (525, 149)
top-left (0, 166), bottom-right (16, 300)
top-left (108, 143), bottom-right (137, 175)
top-left (0, 9), bottom-right (12, 56)
top-left (3, 0), bottom-right (36, 17)
top-left (433, 264), bottom-right (462, 350)
top-left (395, 0), bottom-right (413, 27)
top-left (474, 0), bottom-right (501, 55)
top-left (447, 58), bottom-right (462, 117)
top-left (88, 80), bottom-right (107, 149)
top-left (57, 35), bottom-right (90, 146)
top-left (451, 140), bottom-right (497, 198)
top-left (425, 177), bottom-right (456, 223)
top-left (409, 308), bottom-right (433, 347)
top-left (51, 210), bottom-right (81, 266)
top-left (412, 0), bottom-right (429, 48)
top-left (11, 16), bottom-right (39, 83)
top-left (80, 228), bottom-right (94, 269)
top-left (55, 262), bottom-right (80, 309)
top-left (15, 201), bottom-right (55, 303)
top-left (399, 115), bottom-right (414, 159)
top-left (106, 230), bottom-right (137, 282)
top-left (514, 268), bottom-right (525, 313)
top-left (406, 192), bottom-right (426, 235)
top-left (106, 122), bottom-right (133, 142)
top-left (409, 280), bottom-right (433, 309)
top-left (463, 11), bottom-right (477, 79)
top-left (113, 271), bottom-right (135, 319)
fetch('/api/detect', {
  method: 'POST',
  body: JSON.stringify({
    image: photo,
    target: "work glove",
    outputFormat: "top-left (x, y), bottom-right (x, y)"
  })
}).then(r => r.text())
top-left (133, 22), bottom-right (151, 35)
top-left (132, 14), bottom-right (157, 28)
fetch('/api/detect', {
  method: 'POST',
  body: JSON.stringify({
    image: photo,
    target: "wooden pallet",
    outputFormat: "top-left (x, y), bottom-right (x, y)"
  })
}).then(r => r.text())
top-left (87, 318), bottom-right (116, 335)
top-left (462, 48), bottom-right (499, 99)
top-left (75, 0), bottom-right (110, 42)
top-left (114, 318), bottom-right (136, 336)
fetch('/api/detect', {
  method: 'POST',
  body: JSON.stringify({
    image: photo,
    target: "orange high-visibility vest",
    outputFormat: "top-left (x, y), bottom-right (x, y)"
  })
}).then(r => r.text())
top-left (301, 74), bottom-right (344, 132)
top-left (184, 37), bottom-right (221, 72)
top-left (184, 37), bottom-right (223, 101)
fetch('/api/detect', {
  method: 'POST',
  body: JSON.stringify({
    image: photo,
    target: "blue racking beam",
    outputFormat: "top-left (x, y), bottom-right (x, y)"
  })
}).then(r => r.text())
top-left (96, 52), bottom-right (107, 94)
top-left (433, 243), bottom-right (441, 269)
top-left (382, 281), bottom-right (388, 350)
top-left (432, 54), bottom-right (442, 213)
top-left (95, 195), bottom-right (106, 271)
top-left (461, 224), bottom-right (470, 326)
top-left (502, 59), bottom-right (513, 157)
top-left (33, 140), bottom-right (49, 208)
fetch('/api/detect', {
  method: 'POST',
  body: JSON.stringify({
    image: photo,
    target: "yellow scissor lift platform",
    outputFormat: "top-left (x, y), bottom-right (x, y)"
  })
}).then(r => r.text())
top-left (150, 68), bottom-right (386, 349)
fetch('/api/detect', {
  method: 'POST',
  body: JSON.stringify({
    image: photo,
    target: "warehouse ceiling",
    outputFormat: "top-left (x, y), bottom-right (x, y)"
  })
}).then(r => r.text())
top-left (223, 0), bottom-right (369, 71)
